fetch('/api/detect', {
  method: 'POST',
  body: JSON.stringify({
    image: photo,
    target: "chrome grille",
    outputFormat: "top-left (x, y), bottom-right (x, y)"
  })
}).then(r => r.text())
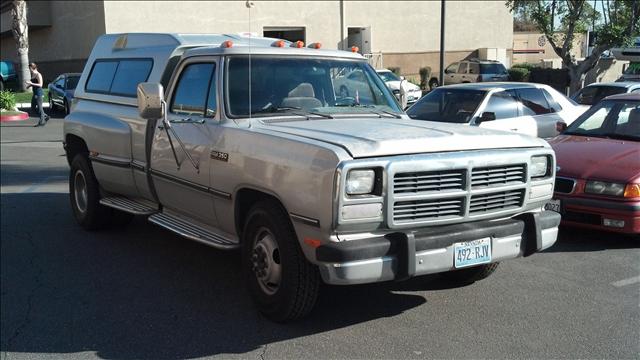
top-left (394, 170), bottom-right (465, 194)
top-left (393, 198), bottom-right (465, 223)
top-left (471, 164), bottom-right (526, 188)
top-left (469, 190), bottom-right (525, 215)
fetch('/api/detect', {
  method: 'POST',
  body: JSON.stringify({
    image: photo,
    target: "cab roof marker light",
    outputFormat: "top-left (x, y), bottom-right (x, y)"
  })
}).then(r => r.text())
top-left (291, 40), bottom-right (304, 48)
top-left (308, 42), bottom-right (322, 49)
top-left (351, 46), bottom-right (359, 53)
top-left (272, 40), bottom-right (286, 48)
top-left (221, 40), bottom-right (233, 48)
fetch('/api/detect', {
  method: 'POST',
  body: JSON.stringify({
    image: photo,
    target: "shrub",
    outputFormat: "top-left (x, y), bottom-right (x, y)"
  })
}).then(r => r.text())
top-left (388, 67), bottom-right (401, 76)
top-left (512, 63), bottom-right (538, 71)
top-left (0, 90), bottom-right (17, 111)
top-left (419, 67), bottom-right (432, 90)
top-left (508, 67), bottom-right (530, 82)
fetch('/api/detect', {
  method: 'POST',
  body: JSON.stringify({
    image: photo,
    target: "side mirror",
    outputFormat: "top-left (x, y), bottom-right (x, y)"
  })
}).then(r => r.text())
top-left (556, 121), bottom-right (567, 133)
top-left (137, 82), bottom-right (165, 120)
top-left (477, 112), bottom-right (496, 123)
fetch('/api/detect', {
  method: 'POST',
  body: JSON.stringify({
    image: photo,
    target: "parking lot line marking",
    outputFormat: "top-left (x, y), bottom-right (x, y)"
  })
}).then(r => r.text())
top-left (612, 276), bottom-right (640, 287)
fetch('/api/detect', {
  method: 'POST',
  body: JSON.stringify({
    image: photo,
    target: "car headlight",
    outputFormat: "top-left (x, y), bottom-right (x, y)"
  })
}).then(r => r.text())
top-left (530, 156), bottom-right (550, 178)
top-left (585, 181), bottom-right (626, 196)
top-left (346, 169), bottom-right (375, 195)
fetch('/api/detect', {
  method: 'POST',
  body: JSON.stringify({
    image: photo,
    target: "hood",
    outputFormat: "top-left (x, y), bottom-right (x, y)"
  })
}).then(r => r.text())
top-left (550, 135), bottom-right (640, 183)
top-left (385, 81), bottom-right (420, 92)
top-left (256, 117), bottom-right (547, 158)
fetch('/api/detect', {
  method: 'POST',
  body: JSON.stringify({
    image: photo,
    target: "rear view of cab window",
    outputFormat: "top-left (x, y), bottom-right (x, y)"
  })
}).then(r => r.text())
top-left (86, 61), bottom-right (118, 93)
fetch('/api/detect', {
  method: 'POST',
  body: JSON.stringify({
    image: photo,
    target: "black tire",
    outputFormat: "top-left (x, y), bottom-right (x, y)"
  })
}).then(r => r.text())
top-left (242, 199), bottom-right (320, 322)
top-left (64, 98), bottom-right (70, 115)
top-left (429, 78), bottom-right (439, 90)
top-left (69, 154), bottom-right (111, 230)
top-left (440, 262), bottom-right (499, 284)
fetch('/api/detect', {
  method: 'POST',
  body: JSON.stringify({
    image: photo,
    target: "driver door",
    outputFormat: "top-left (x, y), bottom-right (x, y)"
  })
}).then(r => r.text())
top-left (149, 59), bottom-right (219, 226)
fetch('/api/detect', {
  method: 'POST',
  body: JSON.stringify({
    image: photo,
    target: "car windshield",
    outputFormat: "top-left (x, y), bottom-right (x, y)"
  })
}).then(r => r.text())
top-left (406, 88), bottom-right (487, 123)
top-left (226, 56), bottom-right (402, 118)
top-left (66, 76), bottom-right (80, 90)
top-left (480, 63), bottom-right (507, 74)
top-left (564, 99), bottom-right (640, 141)
top-left (377, 71), bottom-right (401, 82)
top-left (575, 85), bottom-right (627, 105)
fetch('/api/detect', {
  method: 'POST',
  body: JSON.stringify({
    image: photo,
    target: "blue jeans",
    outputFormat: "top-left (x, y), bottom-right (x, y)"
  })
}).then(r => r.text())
top-left (31, 88), bottom-right (48, 125)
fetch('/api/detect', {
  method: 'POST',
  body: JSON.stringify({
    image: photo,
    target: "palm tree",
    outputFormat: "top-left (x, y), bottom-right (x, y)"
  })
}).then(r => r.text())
top-left (10, 0), bottom-right (30, 92)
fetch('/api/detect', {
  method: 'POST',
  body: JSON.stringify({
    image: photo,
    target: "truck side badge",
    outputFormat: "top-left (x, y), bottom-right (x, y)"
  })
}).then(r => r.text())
top-left (210, 150), bottom-right (229, 162)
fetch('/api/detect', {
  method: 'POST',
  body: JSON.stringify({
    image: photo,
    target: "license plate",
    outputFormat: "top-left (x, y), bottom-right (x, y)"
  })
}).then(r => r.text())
top-left (454, 237), bottom-right (492, 268)
top-left (544, 199), bottom-right (561, 213)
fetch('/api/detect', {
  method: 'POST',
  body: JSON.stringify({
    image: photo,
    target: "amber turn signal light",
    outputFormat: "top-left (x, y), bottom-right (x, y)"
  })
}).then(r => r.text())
top-left (221, 40), bottom-right (233, 48)
top-left (624, 183), bottom-right (640, 198)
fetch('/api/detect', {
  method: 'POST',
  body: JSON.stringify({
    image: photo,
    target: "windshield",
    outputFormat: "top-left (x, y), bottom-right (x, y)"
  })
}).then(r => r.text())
top-left (66, 76), bottom-right (80, 90)
top-left (574, 85), bottom-right (628, 105)
top-left (406, 88), bottom-right (487, 123)
top-left (565, 99), bottom-right (640, 141)
top-left (480, 63), bottom-right (508, 74)
top-left (377, 71), bottom-right (401, 82)
top-left (225, 56), bottom-right (402, 118)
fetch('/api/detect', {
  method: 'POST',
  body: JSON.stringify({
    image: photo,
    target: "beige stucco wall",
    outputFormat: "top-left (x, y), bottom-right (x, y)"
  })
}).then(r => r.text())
top-left (0, 1), bottom-right (106, 80)
top-left (513, 32), bottom-right (587, 66)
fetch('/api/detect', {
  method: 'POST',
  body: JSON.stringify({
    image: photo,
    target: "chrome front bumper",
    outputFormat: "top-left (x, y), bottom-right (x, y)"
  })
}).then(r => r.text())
top-left (317, 211), bottom-right (560, 285)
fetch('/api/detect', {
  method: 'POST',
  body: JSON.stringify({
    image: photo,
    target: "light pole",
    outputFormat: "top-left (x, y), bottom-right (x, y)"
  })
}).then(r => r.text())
top-left (439, 0), bottom-right (446, 87)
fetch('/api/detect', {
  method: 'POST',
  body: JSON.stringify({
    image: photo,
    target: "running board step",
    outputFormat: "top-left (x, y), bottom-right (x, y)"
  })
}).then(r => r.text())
top-left (100, 197), bottom-right (158, 215)
top-left (148, 213), bottom-right (239, 250)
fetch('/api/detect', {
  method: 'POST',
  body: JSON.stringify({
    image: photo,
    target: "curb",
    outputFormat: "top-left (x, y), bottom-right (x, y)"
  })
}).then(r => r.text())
top-left (0, 111), bottom-right (30, 122)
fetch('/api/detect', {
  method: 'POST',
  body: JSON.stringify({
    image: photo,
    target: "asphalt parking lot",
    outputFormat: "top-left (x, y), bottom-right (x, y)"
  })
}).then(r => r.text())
top-left (1, 113), bottom-right (639, 360)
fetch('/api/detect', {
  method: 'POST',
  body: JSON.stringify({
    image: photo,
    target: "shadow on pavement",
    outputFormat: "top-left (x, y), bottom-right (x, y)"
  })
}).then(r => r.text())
top-left (0, 192), bottom-right (436, 359)
top-left (0, 164), bottom-right (68, 187)
top-left (543, 226), bottom-right (639, 253)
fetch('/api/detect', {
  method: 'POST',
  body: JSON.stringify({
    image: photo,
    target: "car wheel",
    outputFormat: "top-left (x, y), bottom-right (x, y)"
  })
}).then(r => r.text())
top-left (0, 79), bottom-right (4, 91)
top-left (242, 199), bottom-right (320, 322)
top-left (429, 78), bottom-right (439, 90)
top-left (64, 98), bottom-right (70, 115)
top-left (440, 262), bottom-right (499, 284)
top-left (339, 86), bottom-right (349, 98)
top-left (69, 154), bottom-right (111, 230)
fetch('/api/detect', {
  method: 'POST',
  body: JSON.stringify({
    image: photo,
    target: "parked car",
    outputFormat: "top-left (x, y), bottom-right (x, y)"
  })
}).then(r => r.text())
top-left (548, 93), bottom-right (639, 234)
top-left (442, 59), bottom-right (509, 86)
top-left (375, 69), bottom-right (423, 106)
top-left (48, 73), bottom-right (81, 114)
top-left (64, 33), bottom-right (560, 322)
top-left (571, 82), bottom-right (640, 106)
top-left (0, 60), bottom-right (17, 91)
top-left (406, 82), bottom-right (586, 138)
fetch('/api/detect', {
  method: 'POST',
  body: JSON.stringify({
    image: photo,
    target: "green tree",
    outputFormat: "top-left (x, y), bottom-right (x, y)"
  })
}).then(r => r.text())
top-left (506, 0), bottom-right (640, 94)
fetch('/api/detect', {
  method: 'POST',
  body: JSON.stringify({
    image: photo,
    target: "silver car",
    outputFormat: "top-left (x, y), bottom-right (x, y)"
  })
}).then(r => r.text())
top-left (443, 59), bottom-right (509, 85)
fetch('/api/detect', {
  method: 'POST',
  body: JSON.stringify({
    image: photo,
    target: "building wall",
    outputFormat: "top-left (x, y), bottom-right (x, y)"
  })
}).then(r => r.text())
top-left (513, 32), bottom-right (587, 67)
top-left (0, 1), bottom-right (106, 81)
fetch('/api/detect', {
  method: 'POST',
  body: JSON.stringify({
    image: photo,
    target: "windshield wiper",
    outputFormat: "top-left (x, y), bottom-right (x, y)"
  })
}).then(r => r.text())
top-left (255, 105), bottom-right (333, 119)
top-left (334, 103), bottom-right (402, 119)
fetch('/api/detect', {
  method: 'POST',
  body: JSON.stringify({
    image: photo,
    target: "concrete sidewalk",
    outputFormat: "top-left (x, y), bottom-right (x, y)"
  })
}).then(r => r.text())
top-left (16, 102), bottom-right (50, 109)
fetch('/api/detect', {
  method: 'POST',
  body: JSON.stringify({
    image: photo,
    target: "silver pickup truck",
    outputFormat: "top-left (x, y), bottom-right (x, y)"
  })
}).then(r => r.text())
top-left (64, 33), bottom-right (560, 322)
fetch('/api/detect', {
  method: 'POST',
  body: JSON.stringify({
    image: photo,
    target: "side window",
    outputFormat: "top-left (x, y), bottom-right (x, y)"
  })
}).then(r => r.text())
top-left (483, 91), bottom-right (519, 119)
top-left (445, 63), bottom-right (458, 74)
top-left (541, 89), bottom-right (562, 112)
top-left (469, 63), bottom-right (479, 74)
top-left (171, 63), bottom-right (216, 117)
top-left (518, 88), bottom-right (552, 115)
top-left (458, 62), bottom-right (468, 74)
top-left (110, 60), bottom-right (153, 96)
top-left (86, 61), bottom-right (118, 93)
top-left (632, 88), bottom-right (640, 94)
top-left (576, 87), bottom-right (598, 105)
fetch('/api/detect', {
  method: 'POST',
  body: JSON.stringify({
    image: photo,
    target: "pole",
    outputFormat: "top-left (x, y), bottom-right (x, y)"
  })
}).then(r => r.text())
top-left (439, 0), bottom-right (446, 86)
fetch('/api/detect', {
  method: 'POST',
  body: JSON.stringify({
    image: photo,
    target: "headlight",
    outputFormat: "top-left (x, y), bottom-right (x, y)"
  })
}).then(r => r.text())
top-left (346, 169), bottom-right (375, 195)
top-left (585, 181), bottom-right (625, 196)
top-left (531, 156), bottom-right (550, 178)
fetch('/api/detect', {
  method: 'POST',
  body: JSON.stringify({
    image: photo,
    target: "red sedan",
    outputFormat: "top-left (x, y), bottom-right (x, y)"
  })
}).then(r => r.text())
top-left (548, 93), bottom-right (640, 234)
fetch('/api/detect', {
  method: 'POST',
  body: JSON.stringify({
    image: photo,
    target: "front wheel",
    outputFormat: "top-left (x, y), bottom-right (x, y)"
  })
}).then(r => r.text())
top-left (242, 200), bottom-right (320, 322)
top-left (440, 262), bottom-right (499, 284)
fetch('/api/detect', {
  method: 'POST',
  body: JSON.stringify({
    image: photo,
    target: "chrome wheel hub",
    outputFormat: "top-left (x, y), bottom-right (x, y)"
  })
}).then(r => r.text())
top-left (251, 228), bottom-right (281, 295)
top-left (73, 170), bottom-right (88, 214)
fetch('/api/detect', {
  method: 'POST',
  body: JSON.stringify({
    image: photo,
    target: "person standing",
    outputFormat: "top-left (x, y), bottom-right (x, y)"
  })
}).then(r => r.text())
top-left (25, 62), bottom-right (49, 127)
